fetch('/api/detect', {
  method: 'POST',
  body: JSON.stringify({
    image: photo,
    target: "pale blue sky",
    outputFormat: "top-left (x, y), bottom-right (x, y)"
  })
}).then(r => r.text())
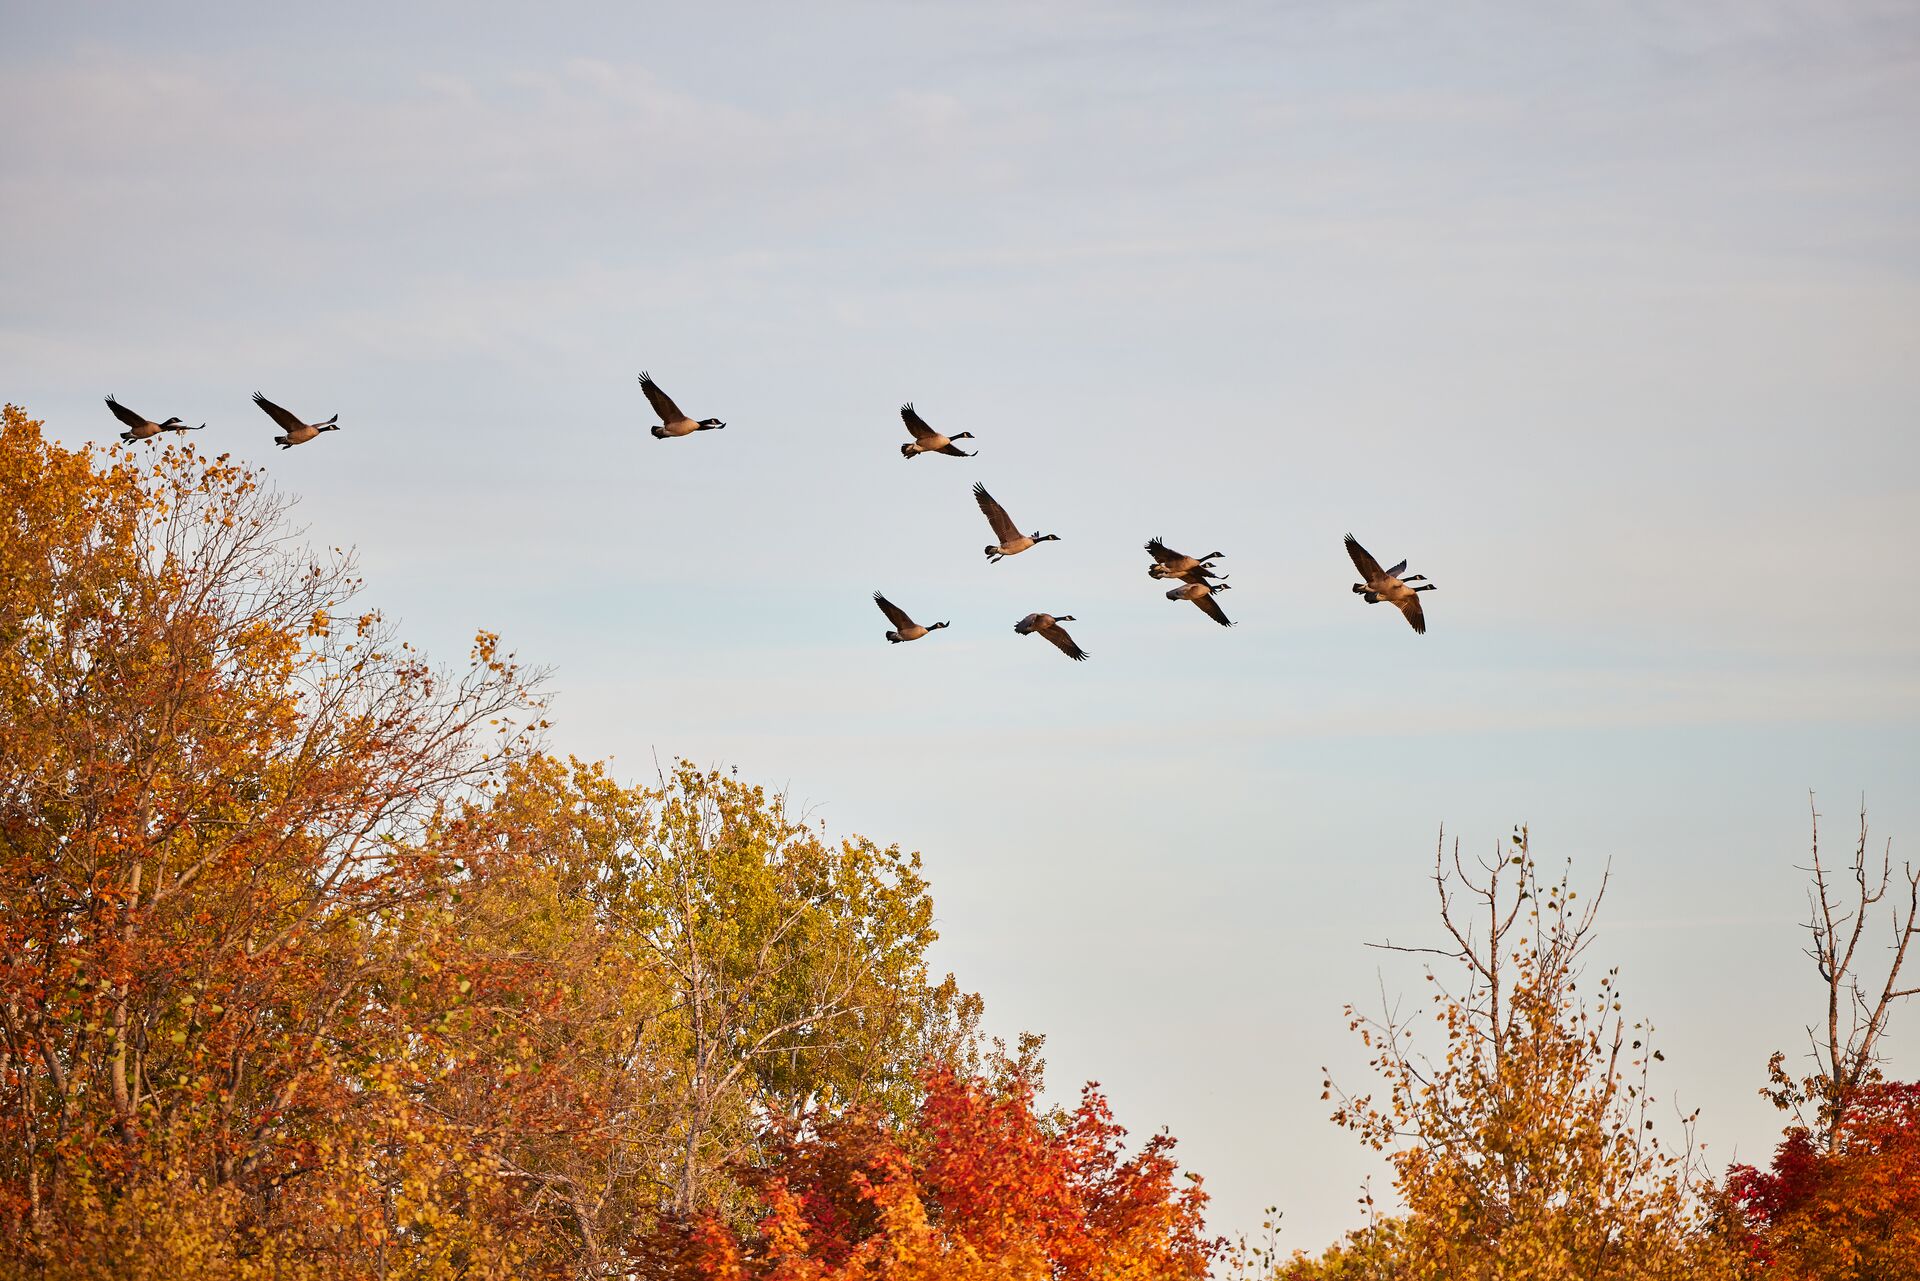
top-left (5, 0), bottom-right (1919, 1251)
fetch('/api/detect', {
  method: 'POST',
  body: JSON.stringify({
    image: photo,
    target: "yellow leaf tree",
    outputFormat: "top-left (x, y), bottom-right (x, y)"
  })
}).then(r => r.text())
top-left (402, 752), bottom-right (980, 1266)
top-left (1291, 828), bottom-right (1744, 1281)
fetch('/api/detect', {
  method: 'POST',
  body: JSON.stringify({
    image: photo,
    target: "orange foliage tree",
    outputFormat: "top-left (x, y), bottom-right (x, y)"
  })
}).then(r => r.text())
top-left (0, 404), bottom-right (544, 1274)
top-left (663, 1046), bottom-right (1218, 1279)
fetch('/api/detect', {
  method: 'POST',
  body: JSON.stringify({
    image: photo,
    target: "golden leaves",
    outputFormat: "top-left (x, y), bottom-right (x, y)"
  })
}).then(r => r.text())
top-left (1300, 834), bottom-right (1745, 1281)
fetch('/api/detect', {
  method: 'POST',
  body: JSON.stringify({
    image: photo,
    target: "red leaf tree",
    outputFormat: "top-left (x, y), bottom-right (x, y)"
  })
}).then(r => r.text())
top-left (664, 1050), bottom-right (1218, 1279)
top-left (1726, 1081), bottom-right (1920, 1279)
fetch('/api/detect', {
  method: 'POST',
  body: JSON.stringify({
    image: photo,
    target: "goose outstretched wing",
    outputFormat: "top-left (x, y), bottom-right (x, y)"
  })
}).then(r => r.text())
top-left (873, 592), bottom-right (917, 630)
top-left (104, 395), bottom-right (146, 430)
top-left (1194, 591), bottom-right (1234, 627)
top-left (974, 483), bottom-right (1021, 542)
top-left (639, 373), bottom-right (687, 424)
top-left (1345, 534), bottom-right (1386, 582)
top-left (1145, 537), bottom-right (1191, 568)
top-left (1040, 621), bottom-right (1088, 661)
top-left (252, 393), bottom-right (306, 434)
top-left (900, 403), bottom-right (936, 441)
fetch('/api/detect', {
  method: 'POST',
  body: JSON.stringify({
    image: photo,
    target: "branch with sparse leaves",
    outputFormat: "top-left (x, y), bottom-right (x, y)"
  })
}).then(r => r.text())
top-left (1765, 795), bottom-right (1918, 1149)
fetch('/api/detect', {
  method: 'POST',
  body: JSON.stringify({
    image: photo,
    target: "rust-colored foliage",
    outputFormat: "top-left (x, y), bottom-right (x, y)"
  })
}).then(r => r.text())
top-left (1727, 1081), bottom-right (1920, 1280)
top-left (666, 1053), bottom-right (1218, 1280)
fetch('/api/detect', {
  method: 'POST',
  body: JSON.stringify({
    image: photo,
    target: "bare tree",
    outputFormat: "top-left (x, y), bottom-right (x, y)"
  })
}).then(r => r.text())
top-left (1767, 794), bottom-right (1920, 1149)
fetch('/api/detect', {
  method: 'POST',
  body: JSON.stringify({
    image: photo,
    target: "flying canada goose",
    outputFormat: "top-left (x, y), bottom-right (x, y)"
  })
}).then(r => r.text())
top-left (974, 483), bottom-right (1060, 562)
top-left (104, 395), bottom-right (202, 443)
top-left (639, 372), bottom-right (725, 438)
top-left (1014, 612), bottom-right (1088, 661)
top-left (1345, 533), bottom-right (1436, 634)
top-left (251, 393), bottom-right (338, 449)
top-left (899, 403), bottom-right (976, 458)
top-left (1145, 536), bottom-right (1227, 583)
top-left (1166, 580), bottom-right (1234, 627)
top-left (873, 592), bottom-right (948, 643)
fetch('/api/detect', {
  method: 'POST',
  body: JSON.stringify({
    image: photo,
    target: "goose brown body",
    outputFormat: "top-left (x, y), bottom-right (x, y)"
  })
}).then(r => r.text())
top-left (252, 393), bottom-right (338, 449)
top-left (1166, 581), bottom-right (1234, 627)
top-left (1013, 612), bottom-right (1088, 661)
top-left (974, 483), bottom-right (1060, 562)
top-left (899, 403), bottom-right (975, 458)
top-left (874, 592), bottom-right (948, 643)
top-left (1145, 537), bottom-right (1226, 582)
top-left (105, 395), bottom-right (201, 443)
top-left (640, 372), bottom-right (725, 438)
top-left (1345, 533), bottom-right (1435, 634)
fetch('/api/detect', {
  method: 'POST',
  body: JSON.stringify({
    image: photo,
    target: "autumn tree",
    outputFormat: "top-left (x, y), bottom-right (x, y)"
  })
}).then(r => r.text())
top-left (1722, 799), bottom-right (1920, 1278)
top-left (0, 406), bottom-right (542, 1274)
top-left (386, 752), bottom-right (979, 1268)
top-left (1726, 1080), bottom-right (1920, 1279)
top-left (1291, 828), bottom-right (1742, 1281)
top-left (661, 1046), bottom-right (1218, 1279)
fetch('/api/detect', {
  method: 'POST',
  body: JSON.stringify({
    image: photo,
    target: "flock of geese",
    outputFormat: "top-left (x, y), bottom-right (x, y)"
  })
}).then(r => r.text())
top-left (100, 375), bottom-right (1440, 656)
